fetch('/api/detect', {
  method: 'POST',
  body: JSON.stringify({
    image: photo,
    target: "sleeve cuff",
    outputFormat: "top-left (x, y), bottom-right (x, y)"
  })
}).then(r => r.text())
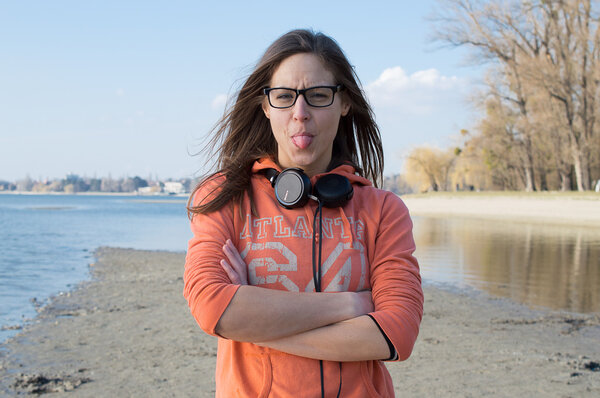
top-left (366, 314), bottom-right (398, 361)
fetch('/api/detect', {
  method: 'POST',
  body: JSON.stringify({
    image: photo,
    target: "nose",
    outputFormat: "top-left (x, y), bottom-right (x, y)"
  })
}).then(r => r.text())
top-left (292, 94), bottom-right (310, 121)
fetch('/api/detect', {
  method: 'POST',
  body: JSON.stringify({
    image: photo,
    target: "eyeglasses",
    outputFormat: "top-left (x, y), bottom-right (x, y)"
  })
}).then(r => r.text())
top-left (263, 85), bottom-right (344, 109)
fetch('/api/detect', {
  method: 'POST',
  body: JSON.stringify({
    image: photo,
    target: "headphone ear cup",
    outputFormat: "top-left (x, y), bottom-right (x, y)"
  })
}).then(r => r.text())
top-left (273, 168), bottom-right (312, 209)
top-left (313, 174), bottom-right (353, 208)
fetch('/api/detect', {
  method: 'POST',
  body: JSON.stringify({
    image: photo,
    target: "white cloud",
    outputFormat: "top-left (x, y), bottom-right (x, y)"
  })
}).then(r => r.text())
top-left (365, 66), bottom-right (462, 114)
top-left (211, 94), bottom-right (228, 110)
top-left (364, 66), bottom-right (474, 175)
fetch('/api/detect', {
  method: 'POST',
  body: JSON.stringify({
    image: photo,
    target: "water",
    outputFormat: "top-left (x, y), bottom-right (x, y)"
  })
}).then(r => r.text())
top-left (0, 194), bottom-right (191, 341)
top-left (2, 196), bottom-right (599, 342)
top-left (413, 216), bottom-right (600, 313)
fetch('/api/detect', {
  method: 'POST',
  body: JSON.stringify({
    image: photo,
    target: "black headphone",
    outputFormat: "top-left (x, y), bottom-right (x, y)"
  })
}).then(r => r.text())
top-left (264, 167), bottom-right (350, 398)
top-left (263, 168), bottom-right (353, 209)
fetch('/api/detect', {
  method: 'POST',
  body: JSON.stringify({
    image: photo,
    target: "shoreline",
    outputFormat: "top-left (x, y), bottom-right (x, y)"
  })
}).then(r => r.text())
top-left (1, 247), bottom-right (599, 396)
top-left (401, 193), bottom-right (600, 227)
top-left (0, 191), bottom-right (189, 198)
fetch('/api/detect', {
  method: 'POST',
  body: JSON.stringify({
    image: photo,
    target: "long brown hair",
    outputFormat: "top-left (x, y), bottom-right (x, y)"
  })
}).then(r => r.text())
top-left (188, 29), bottom-right (383, 217)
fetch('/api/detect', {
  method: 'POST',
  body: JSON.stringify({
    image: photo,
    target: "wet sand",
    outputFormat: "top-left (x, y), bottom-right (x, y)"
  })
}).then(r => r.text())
top-left (1, 245), bottom-right (598, 397)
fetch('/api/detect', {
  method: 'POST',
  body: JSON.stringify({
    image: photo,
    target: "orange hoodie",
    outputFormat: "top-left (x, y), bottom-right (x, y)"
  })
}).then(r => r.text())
top-left (184, 158), bottom-right (423, 397)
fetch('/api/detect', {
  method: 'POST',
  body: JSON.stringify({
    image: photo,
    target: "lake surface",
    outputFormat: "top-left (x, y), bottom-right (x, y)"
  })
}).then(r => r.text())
top-left (1, 195), bottom-right (598, 342)
top-left (0, 194), bottom-right (191, 341)
top-left (413, 215), bottom-right (600, 313)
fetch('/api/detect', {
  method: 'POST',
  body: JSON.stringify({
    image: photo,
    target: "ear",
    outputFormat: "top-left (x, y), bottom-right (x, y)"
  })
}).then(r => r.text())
top-left (262, 99), bottom-right (271, 119)
top-left (340, 98), bottom-right (350, 117)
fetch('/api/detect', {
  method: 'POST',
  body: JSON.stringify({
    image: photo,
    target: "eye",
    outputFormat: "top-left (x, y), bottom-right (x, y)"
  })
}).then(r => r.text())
top-left (308, 92), bottom-right (329, 99)
top-left (306, 88), bottom-right (333, 104)
top-left (276, 92), bottom-right (294, 100)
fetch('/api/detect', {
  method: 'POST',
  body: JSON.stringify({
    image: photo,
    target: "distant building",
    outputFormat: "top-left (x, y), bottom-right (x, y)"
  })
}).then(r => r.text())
top-left (137, 185), bottom-right (162, 195)
top-left (163, 181), bottom-right (185, 195)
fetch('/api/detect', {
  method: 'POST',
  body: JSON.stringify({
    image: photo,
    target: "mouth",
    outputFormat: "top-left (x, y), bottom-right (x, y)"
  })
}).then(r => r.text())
top-left (291, 133), bottom-right (314, 149)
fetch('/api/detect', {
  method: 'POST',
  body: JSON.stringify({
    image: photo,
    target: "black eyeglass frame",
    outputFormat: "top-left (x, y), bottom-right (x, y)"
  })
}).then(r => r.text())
top-left (263, 84), bottom-right (344, 109)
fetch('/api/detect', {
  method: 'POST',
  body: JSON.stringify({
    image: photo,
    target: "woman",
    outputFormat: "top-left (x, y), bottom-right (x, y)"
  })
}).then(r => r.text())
top-left (184, 29), bottom-right (423, 397)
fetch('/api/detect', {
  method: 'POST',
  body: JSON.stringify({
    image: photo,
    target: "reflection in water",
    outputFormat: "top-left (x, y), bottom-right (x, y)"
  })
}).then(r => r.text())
top-left (412, 216), bottom-right (600, 313)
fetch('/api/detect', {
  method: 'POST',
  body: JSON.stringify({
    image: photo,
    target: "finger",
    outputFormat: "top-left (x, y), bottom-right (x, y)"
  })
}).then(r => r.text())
top-left (222, 240), bottom-right (249, 285)
top-left (220, 259), bottom-right (241, 284)
top-left (222, 239), bottom-right (236, 258)
top-left (223, 240), bottom-right (247, 275)
top-left (225, 239), bottom-right (246, 266)
top-left (222, 243), bottom-right (241, 272)
top-left (223, 240), bottom-right (238, 261)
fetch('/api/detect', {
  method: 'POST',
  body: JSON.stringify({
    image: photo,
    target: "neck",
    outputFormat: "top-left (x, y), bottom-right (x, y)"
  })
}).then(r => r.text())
top-left (276, 158), bottom-right (332, 178)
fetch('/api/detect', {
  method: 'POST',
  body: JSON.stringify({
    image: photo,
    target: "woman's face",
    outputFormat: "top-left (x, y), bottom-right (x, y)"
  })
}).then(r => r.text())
top-left (262, 53), bottom-right (350, 177)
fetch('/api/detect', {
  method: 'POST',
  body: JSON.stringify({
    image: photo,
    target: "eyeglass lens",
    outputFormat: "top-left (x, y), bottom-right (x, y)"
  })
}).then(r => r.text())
top-left (268, 87), bottom-right (335, 108)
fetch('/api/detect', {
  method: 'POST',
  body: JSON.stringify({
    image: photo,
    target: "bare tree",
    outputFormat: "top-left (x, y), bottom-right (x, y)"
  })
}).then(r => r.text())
top-left (530, 0), bottom-right (599, 190)
top-left (475, 93), bottom-right (530, 189)
top-left (432, 0), bottom-right (544, 190)
top-left (405, 146), bottom-right (458, 191)
top-left (432, 0), bottom-right (599, 191)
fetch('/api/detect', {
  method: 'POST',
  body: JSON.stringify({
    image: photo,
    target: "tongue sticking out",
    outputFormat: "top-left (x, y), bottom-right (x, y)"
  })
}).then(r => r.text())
top-left (292, 135), bottom-right (313, 149)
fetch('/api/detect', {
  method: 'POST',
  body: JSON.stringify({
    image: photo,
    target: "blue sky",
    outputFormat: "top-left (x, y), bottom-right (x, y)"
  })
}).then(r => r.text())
top-left (0, 0), bottom-right (481, 181)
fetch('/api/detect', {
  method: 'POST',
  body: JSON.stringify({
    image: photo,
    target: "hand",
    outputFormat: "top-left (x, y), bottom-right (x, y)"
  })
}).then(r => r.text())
top-left (220, 239), bottom-right (248, 285)
top-left (353, 290), bottom-right (375, 316)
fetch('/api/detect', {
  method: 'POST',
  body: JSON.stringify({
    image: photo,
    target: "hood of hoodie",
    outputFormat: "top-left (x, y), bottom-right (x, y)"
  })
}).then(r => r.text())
top-left (251, 157), bottom-right (373, 188)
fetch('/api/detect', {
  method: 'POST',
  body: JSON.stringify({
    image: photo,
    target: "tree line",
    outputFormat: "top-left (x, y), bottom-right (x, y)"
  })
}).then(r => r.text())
top-left (0, 174), bottom-right (193, 194)
top-left (406, 0), bottom-right (600, 192)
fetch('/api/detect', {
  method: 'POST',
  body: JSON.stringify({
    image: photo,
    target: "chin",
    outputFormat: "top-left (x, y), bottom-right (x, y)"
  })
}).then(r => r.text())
top-left (289, 156), bottom-right (317, 169)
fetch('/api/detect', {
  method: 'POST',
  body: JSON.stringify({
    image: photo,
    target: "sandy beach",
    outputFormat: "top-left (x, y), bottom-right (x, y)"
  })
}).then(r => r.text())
top-left (1, 195), bottom-right (599, 397)
top-left (402, 193), bottom-right (600, 227)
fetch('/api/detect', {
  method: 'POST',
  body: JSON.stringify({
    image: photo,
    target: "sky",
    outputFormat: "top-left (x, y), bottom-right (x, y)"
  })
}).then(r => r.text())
top-left (0, 0), bottom-right (482, 182)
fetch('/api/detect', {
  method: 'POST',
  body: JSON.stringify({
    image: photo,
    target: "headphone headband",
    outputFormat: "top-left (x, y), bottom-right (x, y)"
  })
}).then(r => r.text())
top-left (263, 168), bottom-right (353, 209)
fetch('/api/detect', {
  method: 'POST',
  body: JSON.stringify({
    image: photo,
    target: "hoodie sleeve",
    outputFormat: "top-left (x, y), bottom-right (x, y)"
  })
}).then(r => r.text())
top-left (368, 193), bottom-right (424, 361)
top-left (183, 181), bottom-right (241, 337)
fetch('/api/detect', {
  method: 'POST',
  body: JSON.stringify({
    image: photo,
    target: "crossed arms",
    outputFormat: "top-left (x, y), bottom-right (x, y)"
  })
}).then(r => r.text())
top-left (216, 239), bottom-right (391, 362)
